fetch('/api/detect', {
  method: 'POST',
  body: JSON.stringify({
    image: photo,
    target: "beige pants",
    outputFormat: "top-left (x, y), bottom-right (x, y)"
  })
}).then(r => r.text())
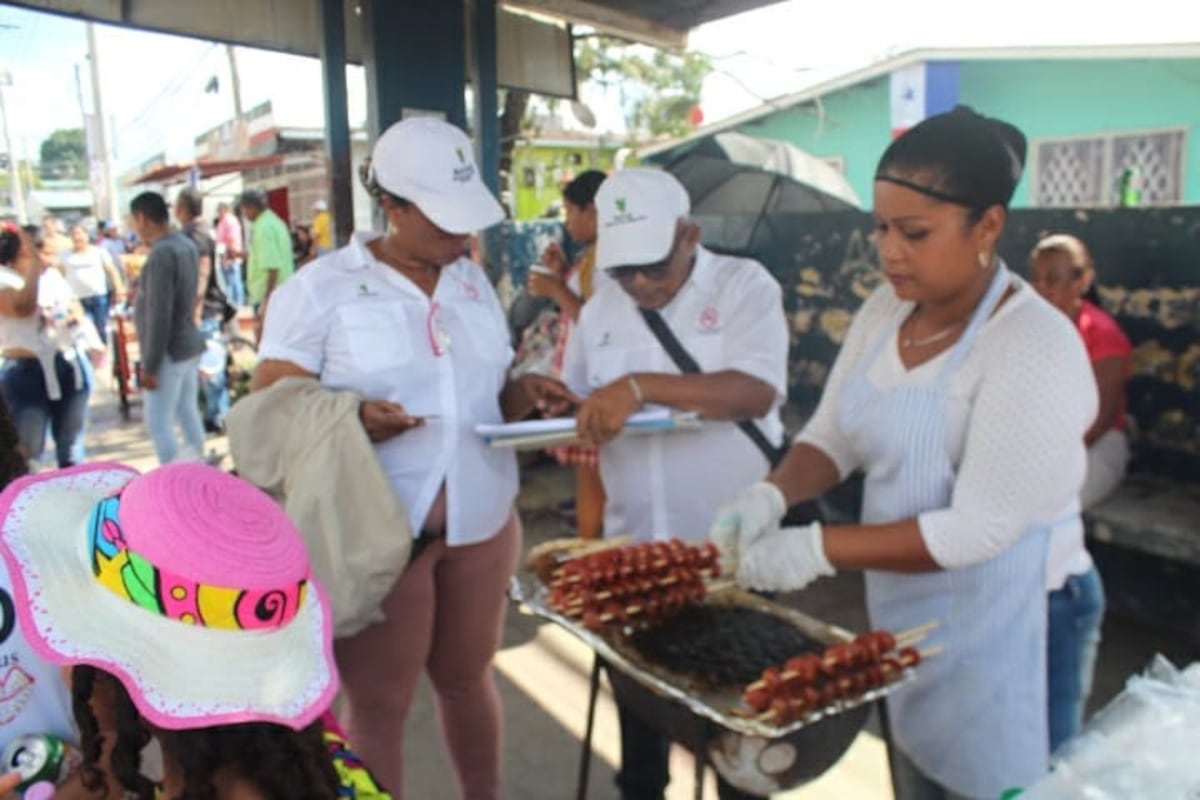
top-left (334, 511), bottom-right (522, 799)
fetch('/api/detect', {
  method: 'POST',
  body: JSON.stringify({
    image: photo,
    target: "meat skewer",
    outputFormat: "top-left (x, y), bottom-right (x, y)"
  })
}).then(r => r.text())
top-left (747, 646), bottom-right (931, 724)
top-left (742, 622), bottom-right (939, 693)
top-left (552, 540), bottom-right (723, 584)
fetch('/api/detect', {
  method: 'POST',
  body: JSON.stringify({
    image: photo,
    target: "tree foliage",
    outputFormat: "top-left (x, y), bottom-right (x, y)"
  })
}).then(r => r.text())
top-left (39, 129), bottom-right (86, 177)
top-left (574, 36), bottom-right (712, 139)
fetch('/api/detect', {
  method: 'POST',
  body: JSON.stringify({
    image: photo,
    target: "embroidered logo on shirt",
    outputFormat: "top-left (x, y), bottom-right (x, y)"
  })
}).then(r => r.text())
top-left (357, 283), bottom-right (375, 296)
top-left (699, 307), bottom-right (720, 331)
top-left (463, 282), bottom-right (481, 301)
top-left (598, 331), bottom-right (612, 347)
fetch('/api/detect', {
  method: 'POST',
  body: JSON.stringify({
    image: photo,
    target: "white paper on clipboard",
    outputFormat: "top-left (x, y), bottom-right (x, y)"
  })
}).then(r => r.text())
top-left (475, 409), bottom-right (701, 450)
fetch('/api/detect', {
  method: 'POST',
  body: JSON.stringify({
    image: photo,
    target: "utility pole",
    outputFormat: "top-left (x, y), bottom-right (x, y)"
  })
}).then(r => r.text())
top-left (0, 66), bottom-right (28, 223)
top-left (86, 22), bottom-right (120, 222)
top-left (225, 45), bottom-right (246, 154)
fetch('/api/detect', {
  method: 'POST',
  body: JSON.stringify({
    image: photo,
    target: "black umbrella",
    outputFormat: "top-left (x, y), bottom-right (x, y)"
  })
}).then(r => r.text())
top-left (659, 131), bottom-right (862, 257)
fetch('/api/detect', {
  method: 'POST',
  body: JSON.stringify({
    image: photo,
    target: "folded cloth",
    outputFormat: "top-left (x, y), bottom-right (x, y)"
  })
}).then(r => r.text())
top-left (227, 376), bottom-right (412, 637)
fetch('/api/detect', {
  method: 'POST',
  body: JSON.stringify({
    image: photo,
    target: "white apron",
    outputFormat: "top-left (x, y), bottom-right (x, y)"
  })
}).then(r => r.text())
top-left (836, 264), bottom-right (1052, 799)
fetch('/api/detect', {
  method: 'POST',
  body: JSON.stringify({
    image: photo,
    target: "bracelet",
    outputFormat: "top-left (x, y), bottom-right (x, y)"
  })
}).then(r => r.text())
top-left (628, 375), bottom-right (645, 407)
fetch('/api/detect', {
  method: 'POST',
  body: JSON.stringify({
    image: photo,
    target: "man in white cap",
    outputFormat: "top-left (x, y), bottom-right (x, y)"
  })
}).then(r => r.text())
top-left (562, 167), bottom-right (789, 800)
top-left (311, 198), bottom-right (333, 255)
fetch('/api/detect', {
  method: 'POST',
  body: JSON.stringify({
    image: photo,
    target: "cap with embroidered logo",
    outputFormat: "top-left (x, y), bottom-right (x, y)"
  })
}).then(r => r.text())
top-left (368, 117), bottom-right (504, 235)
top-left (595, 168), bottom-right (691, 271)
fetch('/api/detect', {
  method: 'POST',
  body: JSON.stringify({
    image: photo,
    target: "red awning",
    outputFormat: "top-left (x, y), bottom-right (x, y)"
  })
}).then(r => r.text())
top-left (129, 155), bottom-right (286, 186)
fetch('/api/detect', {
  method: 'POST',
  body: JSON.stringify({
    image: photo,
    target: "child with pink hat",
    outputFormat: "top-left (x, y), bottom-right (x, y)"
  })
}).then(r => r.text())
top-left (0, 461), bottom-right (390, 799)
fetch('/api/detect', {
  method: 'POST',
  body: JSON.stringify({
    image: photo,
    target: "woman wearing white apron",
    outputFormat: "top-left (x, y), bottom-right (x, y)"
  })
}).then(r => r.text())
top-left (710, 109), bottom-right (1098, 800)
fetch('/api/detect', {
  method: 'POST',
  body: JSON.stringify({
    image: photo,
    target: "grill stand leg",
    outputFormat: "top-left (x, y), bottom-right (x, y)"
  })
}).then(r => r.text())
top-left (878, 698), bottom-right (900, 797)
top-left (692, 721), bottom-right (709, 800)
top-left (576, 654), bottom-right (604, 800)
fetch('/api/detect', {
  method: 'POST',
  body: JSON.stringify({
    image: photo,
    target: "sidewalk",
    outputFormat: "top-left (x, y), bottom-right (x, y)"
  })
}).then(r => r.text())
top-left (84, 389), bottom-right (1200, 799)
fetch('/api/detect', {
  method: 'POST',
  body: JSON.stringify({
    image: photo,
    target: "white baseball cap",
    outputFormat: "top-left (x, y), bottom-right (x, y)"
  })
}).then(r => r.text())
top-left (595, 168), bottom-right (691, 271)
top-left (368, 117), bottom-right (504, 235)
top-left (312, 199), bottom-right (328, 212)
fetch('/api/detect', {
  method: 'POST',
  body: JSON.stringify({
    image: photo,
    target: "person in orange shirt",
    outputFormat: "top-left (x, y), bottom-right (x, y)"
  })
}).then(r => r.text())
top-left (527, 171), bottom-right (608, 540)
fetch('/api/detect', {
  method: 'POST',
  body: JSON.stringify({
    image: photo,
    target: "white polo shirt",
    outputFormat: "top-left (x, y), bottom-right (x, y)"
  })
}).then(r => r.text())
top-left (259, 233), bottom-right (519, 547)
top-left (563, 246), bottom-right (789, 544)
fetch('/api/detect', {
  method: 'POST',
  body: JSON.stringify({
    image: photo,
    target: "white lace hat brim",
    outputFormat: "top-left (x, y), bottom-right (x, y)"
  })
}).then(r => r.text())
top-left (0, 465), bottom-right (339, 731)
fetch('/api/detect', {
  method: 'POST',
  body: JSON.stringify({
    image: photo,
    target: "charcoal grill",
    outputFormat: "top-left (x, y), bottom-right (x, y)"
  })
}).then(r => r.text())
top-left (510, 573), bottom-right (910, 799)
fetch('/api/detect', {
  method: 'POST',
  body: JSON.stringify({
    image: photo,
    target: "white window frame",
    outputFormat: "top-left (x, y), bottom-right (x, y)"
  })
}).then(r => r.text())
top-left (1031, 126), bottom-right (1189, 208)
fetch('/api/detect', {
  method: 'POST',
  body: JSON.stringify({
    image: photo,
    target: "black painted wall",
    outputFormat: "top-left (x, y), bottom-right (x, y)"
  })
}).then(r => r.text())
top-left (730, 207), bottom-right (1200, 479)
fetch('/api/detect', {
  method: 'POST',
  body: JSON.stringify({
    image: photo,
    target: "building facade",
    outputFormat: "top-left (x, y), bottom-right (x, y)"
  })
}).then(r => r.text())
top-left (646, 45), bottom-right (1200, 209)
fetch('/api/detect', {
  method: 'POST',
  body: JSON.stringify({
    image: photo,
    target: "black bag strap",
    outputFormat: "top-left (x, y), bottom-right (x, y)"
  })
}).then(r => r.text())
top-left (638, 307), bottom-right (787, 468)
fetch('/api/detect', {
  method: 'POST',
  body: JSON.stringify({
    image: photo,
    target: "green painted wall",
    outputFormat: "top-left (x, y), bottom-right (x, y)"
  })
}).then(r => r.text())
top-left (731, 58), bottom-right (1200, 208)
top-left (510, 143), bottom-right (619, 220)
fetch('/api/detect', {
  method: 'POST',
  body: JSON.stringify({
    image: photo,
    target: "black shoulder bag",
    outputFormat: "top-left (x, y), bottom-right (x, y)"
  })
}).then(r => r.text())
top-left (638, 308), bottom-right (824, 525)
top-left (639, 308), bottom-right (786, 466)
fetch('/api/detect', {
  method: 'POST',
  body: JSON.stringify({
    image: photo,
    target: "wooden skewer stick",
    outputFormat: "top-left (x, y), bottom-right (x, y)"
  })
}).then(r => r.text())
top-left (895, 621), bottom-right (940, 641)
top-left (895, 632), bottom-right (932, 648)
top-left (918, 645), bottom-right (944, 660)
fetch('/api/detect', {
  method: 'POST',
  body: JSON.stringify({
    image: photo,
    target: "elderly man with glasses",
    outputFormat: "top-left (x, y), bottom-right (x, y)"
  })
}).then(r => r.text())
top-left (561, 168), bottom-right (790, 800)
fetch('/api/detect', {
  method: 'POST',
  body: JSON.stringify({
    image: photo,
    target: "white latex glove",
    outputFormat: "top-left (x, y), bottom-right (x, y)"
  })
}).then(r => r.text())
top-left (709, 481), bottom-right (788, 566)
top-left (736, 523), bottom-right (835, 593)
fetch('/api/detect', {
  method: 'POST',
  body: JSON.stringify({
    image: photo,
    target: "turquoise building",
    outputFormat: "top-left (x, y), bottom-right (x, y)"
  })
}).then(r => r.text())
top-left (644, 45), bottom-right (1200, 208)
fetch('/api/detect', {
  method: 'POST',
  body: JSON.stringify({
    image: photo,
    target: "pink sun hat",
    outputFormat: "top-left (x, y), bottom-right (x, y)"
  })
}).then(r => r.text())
top-left (0, 463), bottom-right (338, 731)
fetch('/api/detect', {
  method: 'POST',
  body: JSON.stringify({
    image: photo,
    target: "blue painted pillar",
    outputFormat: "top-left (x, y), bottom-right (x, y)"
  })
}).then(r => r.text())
top-left (318, 0), bottom-right (354, 246)
top-left (471, 0), bottom-right (500, 195)
top-left (360, 0), bottom-right (468, 138)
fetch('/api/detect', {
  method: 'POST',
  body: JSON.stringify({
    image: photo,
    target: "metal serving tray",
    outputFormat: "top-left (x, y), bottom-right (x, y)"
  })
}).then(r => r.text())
top-left (509, 572), bottom-right (914, 740)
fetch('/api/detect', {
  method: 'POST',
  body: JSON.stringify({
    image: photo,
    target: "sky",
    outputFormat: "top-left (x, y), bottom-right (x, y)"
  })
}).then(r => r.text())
top-left (0, 0), bottom-right (1197, 175)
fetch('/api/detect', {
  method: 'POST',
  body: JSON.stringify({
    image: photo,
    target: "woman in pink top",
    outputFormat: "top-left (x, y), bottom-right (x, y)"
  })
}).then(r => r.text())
top-left (1030, 233), bottom-right (1132, 508)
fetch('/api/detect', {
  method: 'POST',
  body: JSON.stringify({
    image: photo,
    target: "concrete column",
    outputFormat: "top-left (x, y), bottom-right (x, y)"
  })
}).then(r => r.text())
top-left (468, 0), bottom-right (500, 195)
top-left (360, 0), bottom-right (468, 138)
top-left (318, 0), bottom-right (354, 246)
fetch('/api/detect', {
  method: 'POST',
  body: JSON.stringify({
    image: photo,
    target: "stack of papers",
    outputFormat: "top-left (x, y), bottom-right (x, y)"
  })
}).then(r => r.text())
top-left (475, 409), bottom-right (701, 450)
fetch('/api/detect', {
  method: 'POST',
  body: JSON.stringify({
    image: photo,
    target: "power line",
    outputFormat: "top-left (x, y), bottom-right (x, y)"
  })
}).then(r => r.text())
top-left (113, 42), bottom-right (221, 140)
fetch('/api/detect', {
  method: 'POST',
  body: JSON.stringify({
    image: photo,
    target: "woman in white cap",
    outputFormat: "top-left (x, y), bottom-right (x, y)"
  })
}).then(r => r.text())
top-left (253, 117), bottom-right (573, 799)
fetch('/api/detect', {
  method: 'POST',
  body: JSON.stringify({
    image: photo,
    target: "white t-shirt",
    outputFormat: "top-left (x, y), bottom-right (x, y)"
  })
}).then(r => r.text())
top-left (61, 246), bottom-right (110, 299)
top-left (0, 560), bottom-right (75, 745)
top-left (796, 277), bottom-right (1097, 590)
top-left (563, 247), bottom-right (788, 544)
top-left (259, 234), bottom-right (518, 546)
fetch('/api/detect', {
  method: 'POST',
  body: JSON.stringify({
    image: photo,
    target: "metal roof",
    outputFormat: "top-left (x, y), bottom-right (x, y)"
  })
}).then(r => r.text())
top-left (505, 0), bottom-right (787, 48)
top-left (3, 0), bottom-right (788, 56)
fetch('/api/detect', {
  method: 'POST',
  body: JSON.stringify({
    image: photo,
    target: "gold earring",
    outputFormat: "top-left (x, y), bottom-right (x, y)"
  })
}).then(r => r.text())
top-left (978, 251), bottom-right (989, 269)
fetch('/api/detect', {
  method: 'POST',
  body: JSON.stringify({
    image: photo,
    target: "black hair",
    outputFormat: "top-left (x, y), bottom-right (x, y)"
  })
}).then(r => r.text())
top-left (0, 393), bottom-right (29, 488)
top-left (562, 170), bottom-right (607, 208)
top-left (875, 106), bottom-right (1028, 222)
top-left (21, 224), bottom-right (42, 251)
top-left (72, 665), bottom-right (341, 800)
top-left (239, 189), bottom-right (268, 211)
top-left (357, 158), bottom-right (413, 210)
top-left (176, 187), bottom-right (204, 219)
top-left (130, 192), bottom-right (170, 226)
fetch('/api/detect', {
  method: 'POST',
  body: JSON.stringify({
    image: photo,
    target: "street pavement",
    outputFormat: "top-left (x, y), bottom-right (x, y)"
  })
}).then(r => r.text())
top-left (84, 387), bottom-right (1199, 800)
